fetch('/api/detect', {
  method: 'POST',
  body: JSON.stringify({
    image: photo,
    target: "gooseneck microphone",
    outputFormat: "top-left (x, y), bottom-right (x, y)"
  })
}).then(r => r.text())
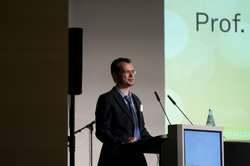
top-left (167, 95), bottom-right (193, 125)
top-left (154, 91), bottom-right (171, 125)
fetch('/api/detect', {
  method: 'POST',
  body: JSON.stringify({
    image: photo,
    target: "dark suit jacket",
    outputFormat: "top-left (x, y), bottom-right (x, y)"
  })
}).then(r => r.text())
top-left (95, 87), bottom-right (151, 166)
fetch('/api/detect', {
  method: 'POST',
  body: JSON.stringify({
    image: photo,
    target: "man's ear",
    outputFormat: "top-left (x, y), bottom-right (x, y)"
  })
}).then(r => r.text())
top-left (111, 72), bottom-right (117, 83)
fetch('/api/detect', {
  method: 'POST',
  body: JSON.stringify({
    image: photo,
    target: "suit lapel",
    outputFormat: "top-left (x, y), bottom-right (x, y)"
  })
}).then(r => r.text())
top-left (111, 88), bottom-right (134, 123)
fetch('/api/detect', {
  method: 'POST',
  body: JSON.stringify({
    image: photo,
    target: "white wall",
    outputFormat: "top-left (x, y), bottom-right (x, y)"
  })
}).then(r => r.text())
top-left (69, 0), bottom-right (165, 165)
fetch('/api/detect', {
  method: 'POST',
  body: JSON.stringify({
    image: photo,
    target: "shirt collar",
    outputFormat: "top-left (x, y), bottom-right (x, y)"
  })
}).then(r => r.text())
top-left (114, 86), bottom-right (132, 98)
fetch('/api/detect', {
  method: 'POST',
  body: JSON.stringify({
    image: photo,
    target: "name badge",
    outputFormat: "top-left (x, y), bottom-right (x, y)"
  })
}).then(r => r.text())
top-left (140, 104), bottom-right (143, 112)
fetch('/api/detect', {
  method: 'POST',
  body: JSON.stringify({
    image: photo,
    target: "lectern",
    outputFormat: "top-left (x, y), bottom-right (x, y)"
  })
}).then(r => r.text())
top-left (119, 124), bottom-right (224, 166)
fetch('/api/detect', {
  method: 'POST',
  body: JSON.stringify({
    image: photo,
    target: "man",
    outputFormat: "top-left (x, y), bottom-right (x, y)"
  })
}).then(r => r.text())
top-left (95, 58), bottom-right (151, 166)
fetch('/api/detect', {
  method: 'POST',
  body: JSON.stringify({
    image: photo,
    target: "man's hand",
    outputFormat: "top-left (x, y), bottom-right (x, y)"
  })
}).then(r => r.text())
top-left (125, 137), bottom-right (137, 144)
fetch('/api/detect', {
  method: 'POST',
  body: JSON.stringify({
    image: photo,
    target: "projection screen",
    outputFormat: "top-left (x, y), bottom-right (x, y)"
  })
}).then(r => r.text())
top-left (164, 0), bottom-right (250, 140)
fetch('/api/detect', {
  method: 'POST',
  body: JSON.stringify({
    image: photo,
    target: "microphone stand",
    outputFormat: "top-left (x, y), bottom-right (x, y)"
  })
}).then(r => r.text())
top-left (75, 121), bottom-right (95, 166)
top-left (154, 91), bottom-right (171, 125)
top-left (174, 104), bottom-right (193, 125)
top-left (167, 95), bottom-right (193, 125)
top-left (68, 94), bottom-right (76, 166)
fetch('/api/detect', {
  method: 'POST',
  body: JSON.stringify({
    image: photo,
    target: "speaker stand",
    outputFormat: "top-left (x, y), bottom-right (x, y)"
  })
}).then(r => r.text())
top-left (68, 94), bottom-right (75, 166)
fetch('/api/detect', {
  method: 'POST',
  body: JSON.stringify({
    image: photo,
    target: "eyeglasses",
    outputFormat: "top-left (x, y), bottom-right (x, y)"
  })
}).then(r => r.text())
top-left (121, 70), bottom-right (136, 75)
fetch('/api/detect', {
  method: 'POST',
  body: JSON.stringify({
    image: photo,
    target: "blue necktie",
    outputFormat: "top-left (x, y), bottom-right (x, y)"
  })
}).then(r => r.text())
top-left (124, 96), bottom-right (140, 139)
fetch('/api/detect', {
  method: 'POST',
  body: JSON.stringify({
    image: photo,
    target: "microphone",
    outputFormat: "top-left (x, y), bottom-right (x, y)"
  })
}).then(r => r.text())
top-left (167, 95), bottom-right (193, 125)
top-left (154, 91), bottom-right (171, 125)
top-left (74, 120), bottom-right (96, 134)
top-left (89, 120), bottom-right (96, 125)
top-left (87, 121), bottom-right (96, 129)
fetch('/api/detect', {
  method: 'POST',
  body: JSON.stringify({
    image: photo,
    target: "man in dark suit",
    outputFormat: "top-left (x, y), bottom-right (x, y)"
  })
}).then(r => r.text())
top-left (95, 57), bottom-right (152, 166)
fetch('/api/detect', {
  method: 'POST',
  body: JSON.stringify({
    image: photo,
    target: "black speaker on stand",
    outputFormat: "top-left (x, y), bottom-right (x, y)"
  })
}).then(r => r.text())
top-left (69, 27), bottom-right (83, 95)
top-left (68, 27), bottom-right (83, 166)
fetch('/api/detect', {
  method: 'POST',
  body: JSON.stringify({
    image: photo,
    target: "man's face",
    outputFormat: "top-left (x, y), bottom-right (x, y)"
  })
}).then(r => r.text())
top-left (115, 62), bottom-right (135, 88)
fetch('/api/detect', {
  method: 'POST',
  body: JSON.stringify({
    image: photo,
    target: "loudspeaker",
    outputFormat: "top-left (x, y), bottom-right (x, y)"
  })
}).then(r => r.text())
top-left (68, 28), bottom-right (83, 95)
